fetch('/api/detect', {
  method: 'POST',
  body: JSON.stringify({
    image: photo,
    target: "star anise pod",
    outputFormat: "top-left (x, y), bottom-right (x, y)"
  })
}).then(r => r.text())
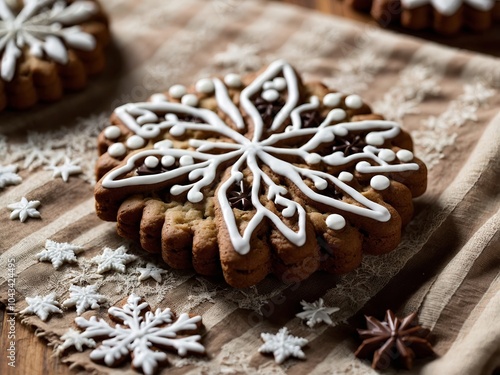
top-left (228, 181), bottom-right (253, 210)
top-left (301, 110), bottom-right (323, 128)
top-left (355, 310), bottom-right (435, 370)
top-left (332, 134), bottom-right (368, 156)
top-left (254, 96), bottom-right (285, 129)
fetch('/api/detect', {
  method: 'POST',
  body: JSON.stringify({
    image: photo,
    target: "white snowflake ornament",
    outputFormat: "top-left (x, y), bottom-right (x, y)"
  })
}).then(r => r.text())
top-left (296, 298), bottom-right (340, 328)
top-left (75, 294), bottom-right (205, 375)
top-left (45, 157), bottom-right (82, 182)
top-left (259, 327), bottom-right (308, 364)
top-left (0, 0), bottom-right (97, 81)
top-left (137, 262), bottom-right (167, 283)
top-left (7, 196), bottom-right (41, 222)
top-left (56, 328), bottom-right (96, 354)
top-left (62, 284), bottom-right (107, 315)
top-left (92, 245), bottom-right (137, 274)
top-left (20, 292), bottom-right (62, 321)
top-left (36, 239), bottom-right (84, 269)
top-left (0, 164), bottom-right (22, 188)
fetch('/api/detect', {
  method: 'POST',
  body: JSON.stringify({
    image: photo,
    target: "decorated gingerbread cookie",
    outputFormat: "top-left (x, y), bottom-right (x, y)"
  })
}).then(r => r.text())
top-left (94, 60), bottom-right (427, 288)
top-left (348, 0), bottom-right (500, 34)
top-left (0, 0), bottom-right (110, 111)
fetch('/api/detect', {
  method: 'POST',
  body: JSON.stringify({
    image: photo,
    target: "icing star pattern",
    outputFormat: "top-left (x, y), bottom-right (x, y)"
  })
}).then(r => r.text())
top-left (137, 262), bottom-right (167, 283)
top-left (62, 284), bottom-right (107, 315)
top-left (20, 292), bottom-right (62, 321)
top-left (296, 298), bottom-right (340, 328)
top-left (36, 239), bottom-right (84, 269)
top-left (75, 294), bottom-right (205, 375)
top-left (92, 245), bottom-right (138, 274)
top-left (45, 157), bottom-right (83, 182)
top-left (0, 164), bottom-right (22, 188)
top-left (258, 327), bottom-right (308, 364)
top-left (0, 0), bottom-right (97, 81)
top-left (55, 328), bottom-right (96, 355)
top-left (7, 196), bottom-right (41, 222)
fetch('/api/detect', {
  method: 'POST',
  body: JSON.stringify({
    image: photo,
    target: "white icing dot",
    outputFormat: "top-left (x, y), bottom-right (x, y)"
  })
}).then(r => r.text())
top-left (161, 155), bottom-right (175, 167)
top-left (195, 78), bottom-right (215, 94)
top-left (224, 73), bottom-right (242, 88)
top-left (345, 94), bottom-right (363, 109)
top-left (323, 93), bottom-right (343, 107)
top-left (365, 133), bottom-right (385, 146)
top-left (263, 81), bottom-right (274, 90)
top-left (154, 140), bottom-right (173, 149)
top-left (126, 135), bottom-right (146, 149)
top-left (168, 84), bottom-right (186, 99)
top-left (338, 171), bottom-right (353, 182)
top-left (181, 94), bottom-right (199, 107)
top-left (179, 155), bottom-right (194, 166)
top-left (188, 191), bottom-right (203, 203)
top-left (144, 156), bottom-right (159, 169)
top-left (104, 126), bottom-right (121, 140)
top-left (355, 161), bottom-right (372, 173)
top-left (397, 149), bottom-right (414, 162)
top-left (306, 153), bottom-right (322, 165)
top-left (378, 149), bottom-right (396, 162)
top-left (261, 89), bottom-right (280, 102)
top-left (273, 77), bottom-right (287, 91)
top-left (107, 143), bottom-right (126, 158)
top-left (329, 108), bottom-right (346, 122)
top-left (166, 114), bottom-right (178, 122)
top-left (150, 93), bottom-right (167, 102)
top-left (315, 179), bottom-right (328, 190)
top-left (370, 175), bottom-right (391, 191)
top-left (169, 124), bottom-right (185, 137)
top-left (326, 214), bottom-right (346, 230)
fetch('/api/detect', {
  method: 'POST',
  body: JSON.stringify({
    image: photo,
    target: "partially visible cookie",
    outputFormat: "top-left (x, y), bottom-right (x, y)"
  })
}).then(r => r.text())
top-left (0, 0), bottom-right (110, 111)
top-left (348, 0), bottom-right (500, 34)
top-left (94, 60), bottom-right (427, 288)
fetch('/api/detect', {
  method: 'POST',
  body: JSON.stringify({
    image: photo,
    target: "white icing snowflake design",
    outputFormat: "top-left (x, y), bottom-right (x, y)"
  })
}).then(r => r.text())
top-left (259, 327), bottom-right (308, 364)
top-left (55, 328), bottom-right (96, 355)
top-left (295, 298), bottom-right (340, 328)
top-left (0, 0), bottom-right (97, 81)
top-left (45, 157), bottom-right (82, 182)
top-left (75, 294), bottom-right (205, 375)
top-left (36, 239), bottom-right (84, 269)
top-left (137, 262), bottom-right (167, 283)
top-left (91, 245), bottom-right (137, 274)
top-left (20, 292), bottom-right (62, 321)
top-left (102, 60), bottom-right (419, 255)
top-left (0, 164), bottom-right (22, 188)
top-left (7, 196), bottom-right (41, 222)
top-left (62, 284), bottom-right (107, 315)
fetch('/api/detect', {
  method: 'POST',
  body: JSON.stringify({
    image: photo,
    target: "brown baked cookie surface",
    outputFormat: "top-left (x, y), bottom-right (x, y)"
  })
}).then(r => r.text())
top-left (94, 60), bottom-right (428, 288)
top-left (348, 0), bottom-right (500, 34)
top-left (0, 0), bottom-right (110, 111)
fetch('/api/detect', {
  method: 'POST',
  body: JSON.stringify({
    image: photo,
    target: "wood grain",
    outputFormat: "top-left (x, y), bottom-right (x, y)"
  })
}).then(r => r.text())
top-left (1, 2), bottom-right (498, 375)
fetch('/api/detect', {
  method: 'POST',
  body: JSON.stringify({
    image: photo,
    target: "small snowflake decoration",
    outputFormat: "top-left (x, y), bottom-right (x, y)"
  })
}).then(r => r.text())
top-left (259, 327), bottom-right (308, 364)
top-left (55, 328), bottom-right (96, 355)
top-left (45, 157), bottom-right (82, 182)
top-left (63, 284), bottom-right (107, 315)
top-left (36, 239), bottom-right (84, 269)
top-left (20, 292), bottom-right (62, 321)
top-left (0, 164), bottom-right (22, 188)
top-left (7, 196), bottom-right (41, 222)
top-left (296, 298), bottom-right (340, 328)
top-left (137, 262), bottom-right (167, 283)
top-left (0, 0), bottom-right (97, 81)
top-left (92, 245), bottom-right (137, 274)
top-left (75, 294), bottom-right (205, 375)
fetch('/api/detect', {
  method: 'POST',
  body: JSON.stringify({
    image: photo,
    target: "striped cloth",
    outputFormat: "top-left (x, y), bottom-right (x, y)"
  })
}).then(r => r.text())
top-left (1, 1), bottom-right (499, 374)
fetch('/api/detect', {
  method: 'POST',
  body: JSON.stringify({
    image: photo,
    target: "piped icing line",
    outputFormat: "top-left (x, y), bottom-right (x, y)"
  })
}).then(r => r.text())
top-left (213, 77), bottom-right (245, 129)
top-left (401, 0), bottom-right (496, 16)
top-left (290, 96), bottom-right (320, 130)
top-left (240, 60), bottom-right (300, 142)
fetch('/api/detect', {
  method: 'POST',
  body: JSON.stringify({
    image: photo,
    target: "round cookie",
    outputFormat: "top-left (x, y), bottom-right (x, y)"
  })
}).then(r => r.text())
top-left (94, 60), bottom-right (428, 288)
top-left (0, 0), bottom-right (110, 111)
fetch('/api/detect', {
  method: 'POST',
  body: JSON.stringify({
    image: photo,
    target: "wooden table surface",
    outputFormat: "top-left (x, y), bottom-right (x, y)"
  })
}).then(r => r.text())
top-left (1, 1), bottom-right (498, 375)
